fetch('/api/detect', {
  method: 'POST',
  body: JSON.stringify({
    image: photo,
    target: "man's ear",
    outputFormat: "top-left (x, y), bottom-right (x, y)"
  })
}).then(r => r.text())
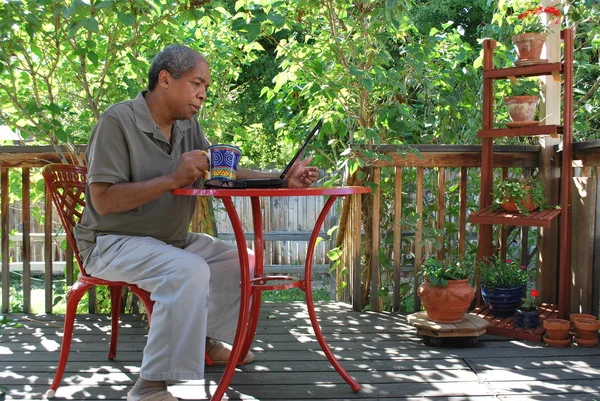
top-left (158, 70), bottom-right (171, 88)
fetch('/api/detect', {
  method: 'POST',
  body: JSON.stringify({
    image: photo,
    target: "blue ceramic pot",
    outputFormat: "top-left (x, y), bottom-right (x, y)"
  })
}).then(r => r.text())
top-left (515, 308), bottom-right (540, 329)
top-left (481, 285), bottom-right (525, 317)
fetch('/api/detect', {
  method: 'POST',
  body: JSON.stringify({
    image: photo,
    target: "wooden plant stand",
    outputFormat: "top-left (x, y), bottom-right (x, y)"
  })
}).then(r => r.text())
top-left (407, 311), bottom-right (490, 347)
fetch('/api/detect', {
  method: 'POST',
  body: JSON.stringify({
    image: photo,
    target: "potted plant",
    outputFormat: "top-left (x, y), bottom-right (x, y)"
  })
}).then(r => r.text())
top-left (515, 288), bottom-right (540, 329)
top-left (492, 176), bottom-right (548, 216)
top-left (512, 6), bottom-right (562, 66)
top-left (504, 79), bottom-right (540, 125)
top-left (478, 256), bottom-right (529, 317)
top-left (417, 255), bottom-right (475, 324)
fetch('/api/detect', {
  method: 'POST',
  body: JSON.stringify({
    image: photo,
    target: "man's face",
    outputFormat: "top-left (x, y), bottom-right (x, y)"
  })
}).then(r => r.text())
top-left (165, 59), bottom-right (211, 121)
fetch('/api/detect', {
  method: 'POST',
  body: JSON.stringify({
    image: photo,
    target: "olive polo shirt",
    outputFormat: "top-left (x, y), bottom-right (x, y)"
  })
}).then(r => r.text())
top-left (74, 91), bottom-right (210, 260)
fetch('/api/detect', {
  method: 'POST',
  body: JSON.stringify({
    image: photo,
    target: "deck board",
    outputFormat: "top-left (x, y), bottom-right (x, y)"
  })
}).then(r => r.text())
top-left (1, 302), bottom-right (600, 400)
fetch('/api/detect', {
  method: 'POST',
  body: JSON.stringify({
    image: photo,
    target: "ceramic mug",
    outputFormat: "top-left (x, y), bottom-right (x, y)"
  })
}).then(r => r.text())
top-left (202, 144), bottom-right (242, 181)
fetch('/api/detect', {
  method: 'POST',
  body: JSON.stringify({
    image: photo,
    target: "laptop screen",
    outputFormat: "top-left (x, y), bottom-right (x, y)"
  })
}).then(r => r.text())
top-left (279, 119), bottom-right (323, 179)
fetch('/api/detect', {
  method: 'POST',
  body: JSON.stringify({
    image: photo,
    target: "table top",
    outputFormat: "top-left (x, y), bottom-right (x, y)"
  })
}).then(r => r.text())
top-left (172, 185), bottom-right (371, 197)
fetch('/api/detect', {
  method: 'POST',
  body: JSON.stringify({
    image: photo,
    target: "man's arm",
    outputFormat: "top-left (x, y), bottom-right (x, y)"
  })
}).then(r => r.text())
top-left (90, 149), bottom-right (210, 215)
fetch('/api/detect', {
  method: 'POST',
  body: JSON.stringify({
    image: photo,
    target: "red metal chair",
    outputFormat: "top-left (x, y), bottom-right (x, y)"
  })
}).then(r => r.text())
top-left (42, 164), bottom-right (155, 398)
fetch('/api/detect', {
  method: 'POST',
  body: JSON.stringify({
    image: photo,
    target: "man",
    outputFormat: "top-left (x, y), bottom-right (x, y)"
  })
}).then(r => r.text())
top-left (74, 44), bottom-right (319, 401)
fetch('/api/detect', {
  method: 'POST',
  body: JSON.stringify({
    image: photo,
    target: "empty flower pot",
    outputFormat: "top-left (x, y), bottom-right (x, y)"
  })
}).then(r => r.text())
top-left (543, 318), bottom-right (571, 340)
top-left (573, 319), bottom-right (600, 341)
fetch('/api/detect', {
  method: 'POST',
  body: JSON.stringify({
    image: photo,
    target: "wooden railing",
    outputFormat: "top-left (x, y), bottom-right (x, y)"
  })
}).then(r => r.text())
top-left (339, 142), bottom-right (600, 317)
top-left (0, 146), bottom-right (337, 314)
top-left (2, 142), bottom-right (599, 316)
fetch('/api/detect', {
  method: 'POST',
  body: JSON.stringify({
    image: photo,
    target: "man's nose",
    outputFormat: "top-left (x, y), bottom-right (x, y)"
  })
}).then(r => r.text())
top-left (198, 87), bottom-right (206, 99)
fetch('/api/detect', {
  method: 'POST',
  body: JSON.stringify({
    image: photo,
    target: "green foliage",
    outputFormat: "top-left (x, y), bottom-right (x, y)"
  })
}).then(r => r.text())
top-left (420, 254), bottom-right (474, 287)
top-left (492, 176), bottom-right (547, 215)
top-left (478, 255), bottom-right (529, 289)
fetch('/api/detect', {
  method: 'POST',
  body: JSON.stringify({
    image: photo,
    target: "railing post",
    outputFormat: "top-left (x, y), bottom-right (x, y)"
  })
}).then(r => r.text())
top-left (1, 168), bottom-right (9, 313)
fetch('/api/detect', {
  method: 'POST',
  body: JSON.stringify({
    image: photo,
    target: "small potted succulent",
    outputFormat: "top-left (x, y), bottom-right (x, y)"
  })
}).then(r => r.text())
top-left (418, 255), bottom-right (475, 324)
top-left (492, 176), bottom-right (547, 216)
top-left (515, 288), bottom-right (540, 329)
top-left (511, 6), bottom-right (562, 66)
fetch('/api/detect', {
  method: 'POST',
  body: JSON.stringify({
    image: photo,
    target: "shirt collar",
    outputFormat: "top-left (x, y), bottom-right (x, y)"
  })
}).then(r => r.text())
top-left (132, 91), bottom-right (193, 135)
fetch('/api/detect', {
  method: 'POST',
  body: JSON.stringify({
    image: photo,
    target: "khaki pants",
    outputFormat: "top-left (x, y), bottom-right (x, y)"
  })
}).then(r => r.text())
top-left (84, 232), bottom-right (254, 381)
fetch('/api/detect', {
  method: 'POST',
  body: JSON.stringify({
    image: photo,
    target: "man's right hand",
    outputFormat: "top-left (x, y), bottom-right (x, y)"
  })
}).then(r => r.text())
top-left (171, 150), bottom-right (210, 188)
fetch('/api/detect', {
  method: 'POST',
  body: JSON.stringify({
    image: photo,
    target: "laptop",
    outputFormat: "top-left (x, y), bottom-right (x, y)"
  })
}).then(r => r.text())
top-left (205, 119), bottom-right (323, 189)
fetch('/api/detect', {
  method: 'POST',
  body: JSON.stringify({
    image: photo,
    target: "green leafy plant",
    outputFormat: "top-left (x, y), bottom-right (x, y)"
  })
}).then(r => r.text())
top-left (520, 288), bottom-right (539, 311)
top-left (506, 78), bottom-right (540, 97)
top-left (420, 255), bottom-right (474, 287)
top-left (478, 256), bottom-right (529, 288)
top-left (492, 176), bottom-right (547, 215)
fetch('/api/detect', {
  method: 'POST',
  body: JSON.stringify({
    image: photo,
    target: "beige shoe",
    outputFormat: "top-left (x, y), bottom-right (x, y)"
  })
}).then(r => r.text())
top-left (206, 340), bottom-right (255, 365)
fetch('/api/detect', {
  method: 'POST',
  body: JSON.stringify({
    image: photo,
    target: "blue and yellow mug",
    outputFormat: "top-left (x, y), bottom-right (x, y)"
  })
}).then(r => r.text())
top-left (204, 144), bottom-right (242, 181)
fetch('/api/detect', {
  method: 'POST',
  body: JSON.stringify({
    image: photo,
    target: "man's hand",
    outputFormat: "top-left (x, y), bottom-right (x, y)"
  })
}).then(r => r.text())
top-left (171, 150), bottom-right (210, 188)
top-left (286, 157), bottom-right (319, 188)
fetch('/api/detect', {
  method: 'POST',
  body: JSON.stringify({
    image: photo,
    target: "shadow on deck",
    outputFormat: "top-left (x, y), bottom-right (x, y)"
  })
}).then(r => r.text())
top-left (1, 302), bottom-right (599, 400)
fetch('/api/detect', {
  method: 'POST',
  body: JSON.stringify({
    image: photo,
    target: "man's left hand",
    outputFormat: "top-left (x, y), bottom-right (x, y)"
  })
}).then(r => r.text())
top-left (286, 157), bottom-right (319, 188)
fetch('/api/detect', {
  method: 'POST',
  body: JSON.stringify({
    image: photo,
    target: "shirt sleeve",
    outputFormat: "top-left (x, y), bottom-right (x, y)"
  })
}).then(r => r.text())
top-left (86, 113), bottom-right (131, 185)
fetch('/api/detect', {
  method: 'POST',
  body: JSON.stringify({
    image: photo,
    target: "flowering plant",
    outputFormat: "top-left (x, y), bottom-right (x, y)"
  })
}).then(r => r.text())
top-left (516, 6), bottom-right (562, 34)
top-left (478, 256), bottom-right (529, 288)
top-left (520, 289), bottom-right (539, 311)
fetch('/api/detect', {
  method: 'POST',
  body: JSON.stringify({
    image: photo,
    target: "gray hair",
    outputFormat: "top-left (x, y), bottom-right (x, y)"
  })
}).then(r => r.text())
top-left (148, 44), bottom-right (206, 90)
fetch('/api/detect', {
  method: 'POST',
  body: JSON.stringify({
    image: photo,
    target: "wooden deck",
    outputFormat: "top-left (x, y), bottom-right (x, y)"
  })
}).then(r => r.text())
top-left (1, 301), bottom-right (600, 400)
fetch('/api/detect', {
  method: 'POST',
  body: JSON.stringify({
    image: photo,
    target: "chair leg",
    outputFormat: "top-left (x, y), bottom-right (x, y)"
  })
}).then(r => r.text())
top-left (108, 285), bottom-right (124, 360)
top-left (46, 280), bottom-right (92, 399)
top-left (129, 286), bottom-right (154, 326)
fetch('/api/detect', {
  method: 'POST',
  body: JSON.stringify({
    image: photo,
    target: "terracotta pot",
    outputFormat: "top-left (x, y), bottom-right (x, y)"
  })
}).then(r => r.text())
top-left (569, 313), bottom-right (596, 325)
top-left (543, 318), bottom-right (571, 340)
top-left (512, 32), bottom-right (546, 63)
top-left (574, 336), bottom-right (598, 348)
top-left (543, 334), bottom-right (571, 348)
top-left (417, 279), bottom-right (475, 324)
top-left (500, 190), bottom-right (537, 214)
top-left (573, 319), bottom-right (600, 340)
top-left (505, 96), bottom-right (539, 123)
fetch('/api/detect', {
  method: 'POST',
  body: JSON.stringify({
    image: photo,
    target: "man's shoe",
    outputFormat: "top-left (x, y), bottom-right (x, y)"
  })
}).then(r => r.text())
top-left (206, 340), bottom-right (255, 365)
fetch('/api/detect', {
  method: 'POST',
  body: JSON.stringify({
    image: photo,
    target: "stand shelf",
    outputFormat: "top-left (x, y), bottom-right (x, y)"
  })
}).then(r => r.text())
top-left (469, 205), bottom-right (561, 228)
top-left (483, 62), bottom-right (563, 80)
top-left (478, 125), bottom-right (562, 139)
top-left (470, 29), bottom-right (574, 322)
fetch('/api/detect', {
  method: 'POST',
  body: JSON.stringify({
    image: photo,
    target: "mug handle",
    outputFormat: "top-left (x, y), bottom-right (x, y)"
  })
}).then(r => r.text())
top-left (200, 150), bottom-right (211, 179)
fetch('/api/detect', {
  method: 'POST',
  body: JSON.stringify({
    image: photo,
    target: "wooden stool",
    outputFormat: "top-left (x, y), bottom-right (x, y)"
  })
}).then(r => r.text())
top-left (407, 311), bottom-right (490, 346)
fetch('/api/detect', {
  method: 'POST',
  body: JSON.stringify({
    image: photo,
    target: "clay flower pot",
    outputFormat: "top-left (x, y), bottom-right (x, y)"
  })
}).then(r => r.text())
top-left (543, 334), bottom-right (571, 348)
top-left (569, 313), bottom-right (596, 326)
top-left (543, 318), bottom-right (571, 340)
top-left (417, 279), bottom-right (475, 324)
top-left (573, 319), bottom-right (600, 341)
top-left (512, 32), bottom-right (547, 65)
top-left (500, 191), bottom-right (537, 214)
top-left (574, 336), bottom-right (598, 348)
top-left (505, 96), bottom-right (539, 123)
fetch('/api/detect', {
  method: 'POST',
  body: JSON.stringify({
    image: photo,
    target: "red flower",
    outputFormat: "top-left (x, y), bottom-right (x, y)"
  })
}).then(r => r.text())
top-left (506, 259), bottom-right (512, 263)
top-left (520, 264), bottom-right (527, 270)
top-left (530, 289), bottom-right (539, 297)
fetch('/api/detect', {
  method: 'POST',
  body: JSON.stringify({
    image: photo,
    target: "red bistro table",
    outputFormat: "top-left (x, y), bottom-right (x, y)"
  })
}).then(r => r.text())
top-left (172, 186), bottom-right (370, 401)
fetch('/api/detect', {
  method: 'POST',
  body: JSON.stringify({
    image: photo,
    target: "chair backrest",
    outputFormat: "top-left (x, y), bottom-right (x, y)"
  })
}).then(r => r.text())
top-left (42, 164), bottom-right (88, 275)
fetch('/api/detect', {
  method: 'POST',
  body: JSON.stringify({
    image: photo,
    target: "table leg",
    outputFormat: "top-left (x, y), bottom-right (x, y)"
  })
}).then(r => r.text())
top-left (239, 197), bottom-right (263, 358)
top-left (303, 195), bottom-right (361, 392)
top-left (211, 197), bottom-right (253, 401)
